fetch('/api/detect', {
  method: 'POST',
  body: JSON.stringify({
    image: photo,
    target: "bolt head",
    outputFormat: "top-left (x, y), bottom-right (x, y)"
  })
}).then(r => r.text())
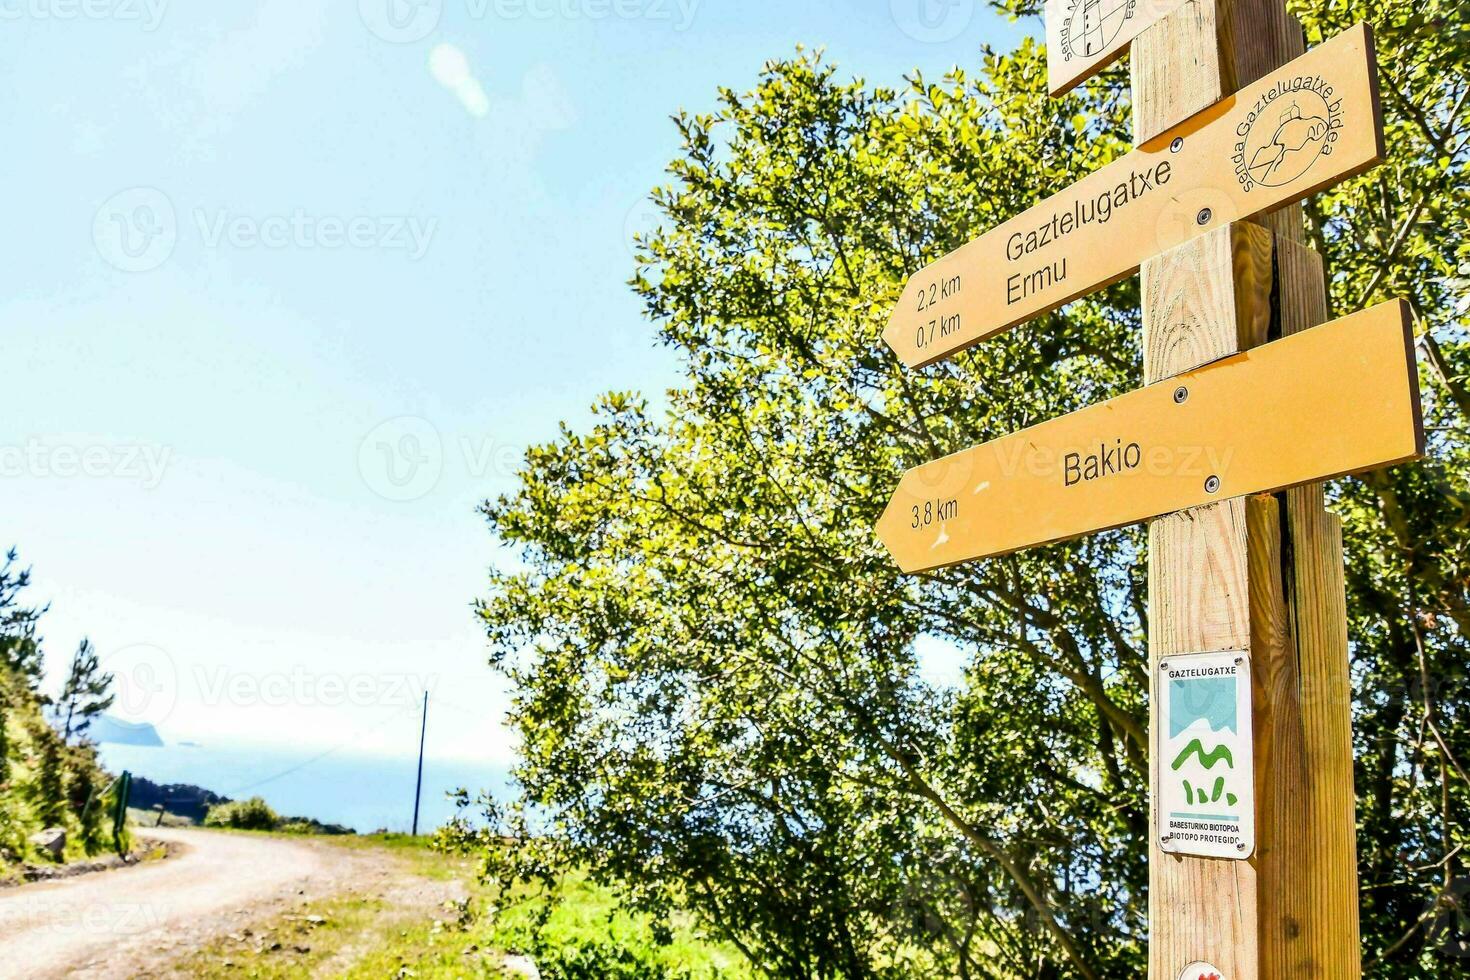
top-left (1197, 207), bottom-right (1213, 225)
top-left (1173, 386), bottom-right (1189, 404)
top-left (1205, 475), bottom-right (1221, 494)
top-left (1170, 137), bottom-right (1184, 153)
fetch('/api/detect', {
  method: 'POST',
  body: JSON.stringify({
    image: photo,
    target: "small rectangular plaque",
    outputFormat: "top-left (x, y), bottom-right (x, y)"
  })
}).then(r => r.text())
top-left (1159, 650), bottom-right (1254, 860)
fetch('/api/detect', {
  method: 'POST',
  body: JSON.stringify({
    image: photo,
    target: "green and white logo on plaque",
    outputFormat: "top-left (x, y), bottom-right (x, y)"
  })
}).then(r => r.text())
top-left (1159, 650), bottom-right (1254, 860)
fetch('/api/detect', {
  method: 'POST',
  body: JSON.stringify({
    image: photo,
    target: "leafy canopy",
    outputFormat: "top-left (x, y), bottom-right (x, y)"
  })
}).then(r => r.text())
top-left (472, 3), bottom-right (1469, 975)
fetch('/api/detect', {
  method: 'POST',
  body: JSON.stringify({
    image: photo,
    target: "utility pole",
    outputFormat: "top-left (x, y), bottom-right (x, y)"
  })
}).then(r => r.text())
top-left (411, 689), bottom-right (428, 836)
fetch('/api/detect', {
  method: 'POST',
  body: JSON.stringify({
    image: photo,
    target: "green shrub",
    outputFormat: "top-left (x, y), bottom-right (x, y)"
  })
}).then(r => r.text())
top-left (203, 797), bottom-right (279, 831)
top-left (531, 938), bottom-right (690, 980)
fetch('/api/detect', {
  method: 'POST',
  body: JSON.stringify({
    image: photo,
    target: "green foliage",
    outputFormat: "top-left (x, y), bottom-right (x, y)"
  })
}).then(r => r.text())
top-left (57, 637), bottom-right (114, 744)
top-left (0, 700), bottom-right (8, 788)
top-left (478, 3), bottom-right (1468, 976)
top-left (204, 796), bottom-right (281, 831)
top-left (0, 548), bottom-right (119, 864)
top-left (453, 841), bottom-right (749, 980)
top-left (29, 724), bottom-right (65, 831)
top-left (531, 940), bottom-right (693, 980)
top-left (0, 547), bottom-right (46, 687)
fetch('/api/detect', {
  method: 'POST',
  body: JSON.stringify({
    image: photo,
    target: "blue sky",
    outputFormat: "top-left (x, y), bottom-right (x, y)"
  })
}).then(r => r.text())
top-left (0, 1), bottom-right (1024, 769)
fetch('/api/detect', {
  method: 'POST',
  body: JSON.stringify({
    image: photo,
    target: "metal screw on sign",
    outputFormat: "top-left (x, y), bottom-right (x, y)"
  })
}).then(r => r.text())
top-left (1197, 207), bottom-right (1213, 226)
top-left (1159, 661), bottom-right (1170, 673)
top-left (1205, 475), bottom-right (1221, 494)
top-left (1173, 386), bottom-right (1189, 404)
top-left (1170, 137), bottom-right (1184, 152)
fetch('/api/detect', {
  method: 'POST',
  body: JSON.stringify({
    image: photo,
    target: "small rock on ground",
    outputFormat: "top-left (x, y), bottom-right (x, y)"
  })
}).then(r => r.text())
top-left (502, 954), bottom-right (542, 979)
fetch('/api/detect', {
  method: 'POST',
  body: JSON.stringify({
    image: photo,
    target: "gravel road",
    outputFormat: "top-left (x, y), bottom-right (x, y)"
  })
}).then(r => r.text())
top-left (0, 827), bottom-right (384, 979)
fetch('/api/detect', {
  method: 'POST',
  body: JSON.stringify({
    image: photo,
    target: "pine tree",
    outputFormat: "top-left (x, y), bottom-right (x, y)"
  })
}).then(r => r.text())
top-left (58, 639), bottom-right (114, 744)
top-left (0, 548), bottom-right (47, 687)
top-left (31, 728), bottom-right (65, 828)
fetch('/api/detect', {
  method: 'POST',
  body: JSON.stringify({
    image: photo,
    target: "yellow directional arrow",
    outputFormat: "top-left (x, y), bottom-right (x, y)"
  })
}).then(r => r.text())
top-left (885, 23), bottom-right (1385, 368)
top-left (876, 300), bottom-right (1423, 572)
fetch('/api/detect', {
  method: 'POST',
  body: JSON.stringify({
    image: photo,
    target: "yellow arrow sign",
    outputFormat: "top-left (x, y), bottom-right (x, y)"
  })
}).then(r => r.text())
top-left (1045, 0), bottom-right (1189, 96)
top-left (876, 300), bottom-right (1423, 573)
top-left (885, 23), bottom-right (1384, 369)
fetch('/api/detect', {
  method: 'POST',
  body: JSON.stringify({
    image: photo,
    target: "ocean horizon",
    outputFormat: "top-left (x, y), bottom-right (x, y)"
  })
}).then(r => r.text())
top-left (99, 740), bottom-right (514, 834)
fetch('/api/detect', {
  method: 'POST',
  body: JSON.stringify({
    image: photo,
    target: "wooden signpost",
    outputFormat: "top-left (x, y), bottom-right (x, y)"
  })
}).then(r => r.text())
top-left (876, 3), bottom-right (1424, 976)
top-left (884, 23), bottom-right (1383, 368)
top-left (877, 300), bottom-right (1422, 572)
top-left (1045, 0), bottom-right (1189, 95)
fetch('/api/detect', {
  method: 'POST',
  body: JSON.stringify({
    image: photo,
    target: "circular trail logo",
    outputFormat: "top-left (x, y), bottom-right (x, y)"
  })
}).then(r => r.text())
top-left (1232, 75), bottom-right (1342, 192)
top-left (1060, 0), bottom-right (1135, 60)
top-left (1178, 963), bottom-right (1224, 980)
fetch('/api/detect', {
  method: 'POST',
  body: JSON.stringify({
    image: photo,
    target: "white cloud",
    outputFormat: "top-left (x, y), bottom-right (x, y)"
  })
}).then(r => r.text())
top-left (429, 43), bottom-right (489, 119)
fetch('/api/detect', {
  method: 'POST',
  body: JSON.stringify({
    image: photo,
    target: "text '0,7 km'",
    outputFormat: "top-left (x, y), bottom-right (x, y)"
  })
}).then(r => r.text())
top-left (884, 23), bottom-right (1384, 369)
top-left (876, 300), bottom-right (1423, 573)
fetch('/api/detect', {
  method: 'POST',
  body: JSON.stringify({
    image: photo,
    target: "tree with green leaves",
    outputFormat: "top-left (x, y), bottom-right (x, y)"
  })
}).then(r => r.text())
top-left (29, 723), bottom-right (65, 831)
top-left (0, 547), bottom-right (47, 687)
top-left (472, 2), bottom-right (1467, 975)
top-left (57, 638), bottom-right (114, 744)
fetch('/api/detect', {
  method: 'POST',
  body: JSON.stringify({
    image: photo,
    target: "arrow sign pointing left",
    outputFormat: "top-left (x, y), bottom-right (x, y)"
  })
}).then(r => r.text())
top-left (876, 300), bottom-right (1423, 572)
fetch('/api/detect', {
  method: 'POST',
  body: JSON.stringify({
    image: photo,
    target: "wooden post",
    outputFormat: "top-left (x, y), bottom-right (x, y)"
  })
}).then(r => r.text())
top-left (1136, 1), bottom-right (1361, 976)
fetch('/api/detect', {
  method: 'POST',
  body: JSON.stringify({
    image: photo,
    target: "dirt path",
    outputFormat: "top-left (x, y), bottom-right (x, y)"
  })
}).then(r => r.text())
top-left (0, 828), bottom-right (428, 979)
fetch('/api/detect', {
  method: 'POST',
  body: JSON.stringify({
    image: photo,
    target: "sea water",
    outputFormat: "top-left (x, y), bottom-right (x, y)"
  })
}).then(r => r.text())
top-left (99, 741), bottom-right (512, 834)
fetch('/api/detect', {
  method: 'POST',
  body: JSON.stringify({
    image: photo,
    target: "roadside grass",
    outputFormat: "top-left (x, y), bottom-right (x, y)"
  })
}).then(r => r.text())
top-left (480, 869), bottom-right (752, 979)
top-left (319, 832), bottom-right (464, 880)
top-left (160, 832), bottom-right (748, 979)
top-left (166, 891), bottom-right (390, 979)
top-left (166, 833), bottom-right (472, 978)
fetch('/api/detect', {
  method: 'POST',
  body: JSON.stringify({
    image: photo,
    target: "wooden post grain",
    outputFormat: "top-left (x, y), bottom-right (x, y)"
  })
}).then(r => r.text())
top-left (1135, 1), bottom-right (1361, 976)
